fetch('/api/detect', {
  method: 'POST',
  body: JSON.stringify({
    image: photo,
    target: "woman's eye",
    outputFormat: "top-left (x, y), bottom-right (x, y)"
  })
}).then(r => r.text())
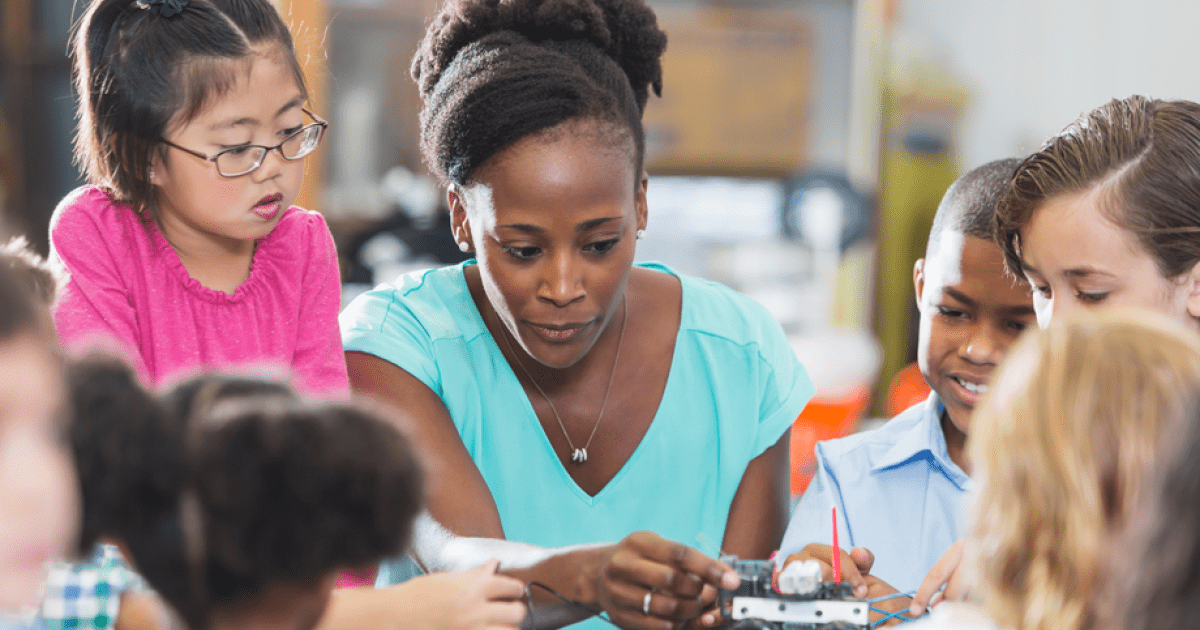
top-left (1032, 285), bottom-right (1052, 298)
top-left (280, 125), bottom-right (303, 137)
top-left (222, 145), bottom-right (252, 156)
top-left (585, 239), bottom-right (620, 254)
top-left (502, 245), bottom-right (540, 261)
top-left (1007, 320), bottom-right (1029, 332)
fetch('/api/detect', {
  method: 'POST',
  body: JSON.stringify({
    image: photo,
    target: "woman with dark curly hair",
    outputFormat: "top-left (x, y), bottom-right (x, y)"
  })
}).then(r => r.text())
top-left (338, 0), bottom-right (814, 628)
top-left (68, 359), bottom-right (523, 630)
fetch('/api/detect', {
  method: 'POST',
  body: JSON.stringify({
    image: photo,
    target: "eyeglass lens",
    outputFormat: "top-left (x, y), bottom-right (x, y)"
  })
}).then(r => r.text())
top-left (215, 125), bottom-right (324, 177)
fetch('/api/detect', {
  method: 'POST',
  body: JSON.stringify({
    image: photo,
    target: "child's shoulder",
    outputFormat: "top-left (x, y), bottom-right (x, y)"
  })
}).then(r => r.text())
top-left (48, 186), bottom-right (148, 262)
top-left (263, 206), bottom-right (334, 252)
top-left (49, 186), bottom-right (137, 236)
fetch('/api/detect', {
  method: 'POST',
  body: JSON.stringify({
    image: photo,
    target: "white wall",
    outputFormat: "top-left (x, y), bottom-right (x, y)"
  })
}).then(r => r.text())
top-left (900, 0), bottom-right (1200, 170)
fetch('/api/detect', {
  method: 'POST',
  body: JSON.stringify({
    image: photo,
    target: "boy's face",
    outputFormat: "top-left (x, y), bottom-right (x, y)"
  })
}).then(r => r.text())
top-left (0, 334), bottom-right (77, 611)
top-left (914, 232), bottom-right (1036, 436)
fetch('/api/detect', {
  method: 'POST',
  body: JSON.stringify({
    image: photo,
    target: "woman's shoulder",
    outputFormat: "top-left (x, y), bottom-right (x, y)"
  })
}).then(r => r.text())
top-left (340, 263), bottom-right (477, 342)
top-left (638, 264), bottom-right (782, 345)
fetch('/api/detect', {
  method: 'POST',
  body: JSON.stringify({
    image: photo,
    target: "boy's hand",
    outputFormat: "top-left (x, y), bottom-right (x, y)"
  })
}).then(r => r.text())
top-left (910, 540), bottom-right (974, 616)
top-left (778, 545), bottom-right (913, 626)
top-left (778, 544), bottom-right (875, 598)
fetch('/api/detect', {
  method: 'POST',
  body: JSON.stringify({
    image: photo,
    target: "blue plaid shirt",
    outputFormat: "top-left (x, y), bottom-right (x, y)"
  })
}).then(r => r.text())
top-left (37, 545), bottom-right (145, 630)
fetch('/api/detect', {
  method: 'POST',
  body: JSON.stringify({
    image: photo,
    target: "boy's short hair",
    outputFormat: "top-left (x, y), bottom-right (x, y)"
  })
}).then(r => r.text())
top-left (0, 236), bottom-right (59, 306)
top-left (926, 158), bottom-right (1023, 259)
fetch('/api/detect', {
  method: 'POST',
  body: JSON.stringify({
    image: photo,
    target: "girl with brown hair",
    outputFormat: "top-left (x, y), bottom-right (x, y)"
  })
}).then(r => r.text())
top-left (995, 95), bottom-right (1200, 329)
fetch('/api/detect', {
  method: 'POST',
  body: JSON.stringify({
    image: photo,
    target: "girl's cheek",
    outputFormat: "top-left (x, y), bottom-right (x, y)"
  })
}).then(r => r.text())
top-left (211, 180), bottom-right (243, 206)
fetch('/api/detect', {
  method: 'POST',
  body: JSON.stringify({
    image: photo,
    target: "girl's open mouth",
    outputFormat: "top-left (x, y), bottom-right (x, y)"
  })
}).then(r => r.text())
top-left (252, 193), bottom-right (283, 220)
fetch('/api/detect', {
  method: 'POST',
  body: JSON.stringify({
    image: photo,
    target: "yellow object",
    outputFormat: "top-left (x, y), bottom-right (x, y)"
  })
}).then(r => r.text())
top-left (871, 81), bottom-right (966, 415)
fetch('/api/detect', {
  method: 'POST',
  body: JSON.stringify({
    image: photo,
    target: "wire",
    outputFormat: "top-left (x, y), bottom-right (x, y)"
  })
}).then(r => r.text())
top-left (523, 581), bottom-right (616, 630)
top-left (867, 591), bottom-right (924, 627)
top-left (867, 591), bottom-right (916, 604)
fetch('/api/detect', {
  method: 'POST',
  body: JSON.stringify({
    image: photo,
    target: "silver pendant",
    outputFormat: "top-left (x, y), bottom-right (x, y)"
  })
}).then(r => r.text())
top-left (572, 448), bottom-right (588, 464)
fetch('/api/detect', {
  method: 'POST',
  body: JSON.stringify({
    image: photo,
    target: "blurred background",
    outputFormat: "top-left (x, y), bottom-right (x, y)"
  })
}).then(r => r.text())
top-left (4, 0), bottom-right (1200, 494)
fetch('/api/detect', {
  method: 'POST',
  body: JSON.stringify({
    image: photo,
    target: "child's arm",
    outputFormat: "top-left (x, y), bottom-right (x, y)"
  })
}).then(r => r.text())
top-left (49, 198), bottom-right (147, 377)
top-left (291, 212), bottom-right (349, 398)
top-left (909, 539), bottom-right (973, 616)
top-left (321, 561), bottom-right (527, 630)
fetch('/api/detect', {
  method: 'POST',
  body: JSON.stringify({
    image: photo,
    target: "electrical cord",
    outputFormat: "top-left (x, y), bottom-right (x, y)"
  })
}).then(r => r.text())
top-left (523, 581), bottom-right (617, 629)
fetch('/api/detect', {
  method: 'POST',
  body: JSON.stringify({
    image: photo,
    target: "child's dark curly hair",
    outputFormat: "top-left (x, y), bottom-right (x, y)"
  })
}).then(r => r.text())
top-left (69, 362), bottom-right (424, 630)
top-left (412, 0), bottom-right (667, 187)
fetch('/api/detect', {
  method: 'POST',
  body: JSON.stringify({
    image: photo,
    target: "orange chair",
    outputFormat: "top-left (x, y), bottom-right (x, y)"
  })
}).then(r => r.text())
top-left (790, 387), bottom-right (871, 495)
top-left (887, 362), bottom-right (931, 418)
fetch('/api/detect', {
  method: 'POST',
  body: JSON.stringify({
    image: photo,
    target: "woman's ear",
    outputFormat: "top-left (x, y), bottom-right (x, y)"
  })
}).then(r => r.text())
top-left (636, 170), bottom-right (649, 233)
top-left (448, 187), bottom-right (473, 254)
top-left (1185, 259), bottom-right (1200, 320)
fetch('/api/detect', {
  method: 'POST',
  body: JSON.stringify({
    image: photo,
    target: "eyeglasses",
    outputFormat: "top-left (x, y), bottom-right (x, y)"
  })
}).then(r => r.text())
top-left (161, 108), bottom-right (328, 178)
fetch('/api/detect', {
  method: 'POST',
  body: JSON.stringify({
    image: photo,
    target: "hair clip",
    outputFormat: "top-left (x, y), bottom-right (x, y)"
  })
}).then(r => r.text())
top-left (134, 0), bottom-right (188, 17)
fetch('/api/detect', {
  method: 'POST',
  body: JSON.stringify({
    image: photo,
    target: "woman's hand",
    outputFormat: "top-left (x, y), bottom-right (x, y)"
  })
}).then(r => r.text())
top-left (592, 531), bottom-right (740, 630)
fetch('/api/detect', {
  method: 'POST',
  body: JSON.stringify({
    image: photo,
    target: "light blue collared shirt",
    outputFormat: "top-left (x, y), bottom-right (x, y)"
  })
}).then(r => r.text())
top-left (778, 392), bottom-right (972, 593)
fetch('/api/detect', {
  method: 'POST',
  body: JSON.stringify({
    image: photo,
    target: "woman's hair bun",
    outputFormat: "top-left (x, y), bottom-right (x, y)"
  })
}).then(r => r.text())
top-left (413, 0), bottom-right (665, 110)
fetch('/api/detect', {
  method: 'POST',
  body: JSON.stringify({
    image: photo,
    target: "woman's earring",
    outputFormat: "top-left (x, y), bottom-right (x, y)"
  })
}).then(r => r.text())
top-left (636, 229), bottom-right (645, 240)
top-left (149, 169), bottom-right (156, 181)
top-left (458, 241), bottom-right (470, 253)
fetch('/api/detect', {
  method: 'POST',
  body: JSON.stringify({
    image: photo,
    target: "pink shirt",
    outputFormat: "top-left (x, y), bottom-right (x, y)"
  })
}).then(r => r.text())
top-left (49, 186), bottom-right (348, 398)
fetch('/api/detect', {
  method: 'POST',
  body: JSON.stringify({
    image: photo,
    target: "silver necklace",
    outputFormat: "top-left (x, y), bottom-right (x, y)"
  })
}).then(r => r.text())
top-left (500, 296), bottom-right (628, 465)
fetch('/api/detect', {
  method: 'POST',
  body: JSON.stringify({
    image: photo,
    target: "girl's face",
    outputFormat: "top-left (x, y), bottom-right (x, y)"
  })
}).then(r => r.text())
top-left (1019, 185), bottom-right (1200, 329)
top-left (152, 53), bottom-right (306, 254)
top-left (451, 122), bottom-right (647, 369)
top-left (0, 334), bottom-right (77, 612)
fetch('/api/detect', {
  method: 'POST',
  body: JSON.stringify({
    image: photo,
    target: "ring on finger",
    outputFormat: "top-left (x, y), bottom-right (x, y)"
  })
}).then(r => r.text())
top-left (643, 591), bottom-right (653, 616)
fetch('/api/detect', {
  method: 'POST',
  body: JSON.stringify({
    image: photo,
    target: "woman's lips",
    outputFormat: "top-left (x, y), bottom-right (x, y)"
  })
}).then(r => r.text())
top-left (527, 322), bottom-right (589, 343)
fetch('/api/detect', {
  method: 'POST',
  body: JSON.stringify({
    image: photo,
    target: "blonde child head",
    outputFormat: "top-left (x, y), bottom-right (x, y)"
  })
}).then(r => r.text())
top-left (969, 308), bottom-right (1200, 630)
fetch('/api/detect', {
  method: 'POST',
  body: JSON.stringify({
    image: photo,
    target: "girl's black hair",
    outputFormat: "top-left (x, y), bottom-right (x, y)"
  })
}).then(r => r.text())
top-left (69, 362), bottom-right (423, 630)
top-left (71, 0), bottom-right (307, 215)
top-left (412, 0), bottom-right (668, 187)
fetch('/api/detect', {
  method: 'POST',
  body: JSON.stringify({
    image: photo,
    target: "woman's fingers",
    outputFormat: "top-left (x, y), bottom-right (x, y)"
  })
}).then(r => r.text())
top-left (622, 531), bottom-right (740, 590)
top-left (606, 550), bottom-right (708, 598)
top-left (603, 577), bottom-right (707, 620)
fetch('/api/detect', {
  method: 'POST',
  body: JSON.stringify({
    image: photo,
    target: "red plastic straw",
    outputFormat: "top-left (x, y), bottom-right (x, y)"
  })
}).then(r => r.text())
top-left (831, 506), bottom-right (842, 583)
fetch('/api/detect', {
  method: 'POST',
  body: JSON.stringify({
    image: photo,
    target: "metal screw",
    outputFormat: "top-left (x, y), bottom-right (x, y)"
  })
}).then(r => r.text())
top-left (815, 610), bottom-right (823, 617)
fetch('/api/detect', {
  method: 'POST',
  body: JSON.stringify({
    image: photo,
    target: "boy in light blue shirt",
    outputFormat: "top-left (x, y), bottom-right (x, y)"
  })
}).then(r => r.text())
top-left (778, 158), bottom-right (1034, 609)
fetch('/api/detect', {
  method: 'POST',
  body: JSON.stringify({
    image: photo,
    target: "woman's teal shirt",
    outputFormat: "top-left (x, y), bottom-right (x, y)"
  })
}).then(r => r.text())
top-left (339, 261), bottom-right (813, 562)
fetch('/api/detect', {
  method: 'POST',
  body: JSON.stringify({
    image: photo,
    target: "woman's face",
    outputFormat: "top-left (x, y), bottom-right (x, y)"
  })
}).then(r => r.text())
top-left (451, 122), bottom-right (647, 369)
top-left (1019, 185), bottom-right (1200, 329)
top-left (0, 334), bottom-right (76, 611)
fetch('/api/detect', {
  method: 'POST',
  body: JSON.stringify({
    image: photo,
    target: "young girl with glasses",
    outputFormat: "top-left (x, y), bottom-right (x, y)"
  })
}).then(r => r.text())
top-left (51, 0), bottom-right (345, 398)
